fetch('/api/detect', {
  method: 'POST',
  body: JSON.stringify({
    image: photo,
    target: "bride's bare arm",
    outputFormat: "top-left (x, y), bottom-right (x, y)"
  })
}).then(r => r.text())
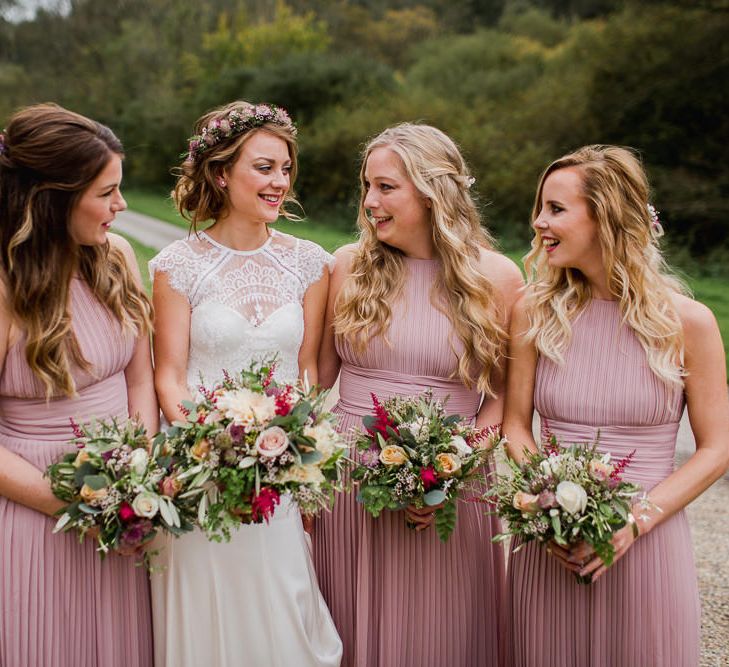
top-left (152, 271), bottom-right (193, 423)
top-left (299, 269), bottom-right (329, 387)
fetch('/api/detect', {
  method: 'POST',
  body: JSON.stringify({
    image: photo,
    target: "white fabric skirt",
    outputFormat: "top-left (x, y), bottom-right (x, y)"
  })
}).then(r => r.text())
top-left (150, 497), bottom-right (342, 667)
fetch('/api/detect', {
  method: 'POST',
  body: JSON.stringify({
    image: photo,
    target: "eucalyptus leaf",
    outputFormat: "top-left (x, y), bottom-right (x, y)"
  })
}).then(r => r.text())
top-left (301, 450), bottom-right (323, 465)
top-left (423, 489), bottom-right (447, 506)
top-left (82, 474), bottom-right (109, 491)
top-left (78, 503), bottom-right (101, 515)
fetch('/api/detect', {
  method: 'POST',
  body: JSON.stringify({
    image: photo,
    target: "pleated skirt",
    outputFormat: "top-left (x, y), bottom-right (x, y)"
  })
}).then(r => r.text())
top-left (506, 510), bottom-right (700, 667)
top-left (0, 438), bottom-right (153, 667)
top-left (313, 407), bottom-right (508, 667)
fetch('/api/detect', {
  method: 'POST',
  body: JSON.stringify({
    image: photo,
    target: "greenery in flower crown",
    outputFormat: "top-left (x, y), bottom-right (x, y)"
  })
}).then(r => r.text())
top-left (183, 103), bottom-right (296, 163)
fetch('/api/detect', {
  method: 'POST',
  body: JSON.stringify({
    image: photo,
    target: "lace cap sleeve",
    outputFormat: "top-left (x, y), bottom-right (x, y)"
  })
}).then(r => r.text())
top-left (297, 238), bottom-right (335, 292)
top-left (148, 239), bottom-right (201, 302)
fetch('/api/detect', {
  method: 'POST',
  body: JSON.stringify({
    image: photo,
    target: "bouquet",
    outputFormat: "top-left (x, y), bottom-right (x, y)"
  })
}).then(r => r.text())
top-left (351, 391), bottom-right (502, 542)
top-left (161, 361), bottom-right (348, 541)
top-left (46, 417), bottom-right (194, 564)
top-left (486, 434), bottom-right (642, 581)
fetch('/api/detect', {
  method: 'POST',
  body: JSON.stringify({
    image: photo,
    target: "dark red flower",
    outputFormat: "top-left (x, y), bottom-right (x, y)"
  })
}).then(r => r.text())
top-left (119, 501), bottom-right (136, 523)
top-left (420, 466), bottom-right (438, 491)
top-left (251, 487), bottom-right (281, 523)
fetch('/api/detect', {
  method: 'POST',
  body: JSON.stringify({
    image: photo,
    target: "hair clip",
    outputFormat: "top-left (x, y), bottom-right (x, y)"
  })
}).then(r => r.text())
top-left (647, 204), bottom-right (662, 234)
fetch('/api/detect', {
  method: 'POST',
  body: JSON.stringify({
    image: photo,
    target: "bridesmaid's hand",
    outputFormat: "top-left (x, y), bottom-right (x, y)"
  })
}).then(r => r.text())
top-left (301, 512), bottom-right (315, 535)
top-left (577, 523), bottom-right (638, 583)
top-left (544, 540), bottom-right (583, 574)
top-left (405, 503), bottom-right (443, 531)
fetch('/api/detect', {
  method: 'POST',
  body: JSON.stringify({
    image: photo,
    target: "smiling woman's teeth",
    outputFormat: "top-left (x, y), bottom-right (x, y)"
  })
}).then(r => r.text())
top-left (542, 238), bottom-right (559, 248)
top-left (261, 195), bottom-right (279, 202)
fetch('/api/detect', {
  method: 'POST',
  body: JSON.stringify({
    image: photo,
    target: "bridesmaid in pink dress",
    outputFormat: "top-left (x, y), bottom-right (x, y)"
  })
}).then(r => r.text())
top-left (503, 145), bottom-right (729, 666)
top-left (313, 123), bottom-right (523, 666)
top-left (0, 104), bottom-right (156, 666)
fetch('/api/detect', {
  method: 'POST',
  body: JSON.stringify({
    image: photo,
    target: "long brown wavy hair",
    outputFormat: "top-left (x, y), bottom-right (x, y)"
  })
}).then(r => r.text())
top-left (523, 145), bottom-right (688, 386)
top-left (334, 123), bottom-right (507, 395)
top-left (0, 103), bottom-right (153, 399)
top-left (173, 100), bottom-right (301, 229)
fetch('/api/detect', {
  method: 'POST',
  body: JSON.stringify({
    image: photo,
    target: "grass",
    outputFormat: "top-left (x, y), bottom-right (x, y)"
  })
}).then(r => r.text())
top-left (124, 188), bottom-right (729, 373)
top-left (119, 233), bottom-right (157, 294)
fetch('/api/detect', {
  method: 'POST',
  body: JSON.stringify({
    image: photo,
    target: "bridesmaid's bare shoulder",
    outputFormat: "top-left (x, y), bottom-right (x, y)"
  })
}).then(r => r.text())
top-left (330, 243), bottom-right (360, 294)
top-left (475, 246), bottom-right (525, 310)
top-left (672, 292), bottom-right (721, 343)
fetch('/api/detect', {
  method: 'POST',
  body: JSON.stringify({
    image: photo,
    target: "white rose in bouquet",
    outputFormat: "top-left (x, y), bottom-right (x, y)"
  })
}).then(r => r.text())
top-left (555, 481), bottom-right (588, 514)
top-left (129, 448), bottom-right (149, 477)
top-left (132, 491), bottom-right (160, 519)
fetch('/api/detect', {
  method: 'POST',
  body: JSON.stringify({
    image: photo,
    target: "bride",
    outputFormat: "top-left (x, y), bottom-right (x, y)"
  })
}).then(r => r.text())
top-left (149, 101), bottom-right (342, 667)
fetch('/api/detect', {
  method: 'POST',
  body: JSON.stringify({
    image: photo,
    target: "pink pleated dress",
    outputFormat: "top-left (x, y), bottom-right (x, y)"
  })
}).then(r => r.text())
top-left (0, 278), bottom-right (153, 667)
top-left (506, 299), bottom-right (700, 667)
top-left (313, 257), bottom-right (507, 667)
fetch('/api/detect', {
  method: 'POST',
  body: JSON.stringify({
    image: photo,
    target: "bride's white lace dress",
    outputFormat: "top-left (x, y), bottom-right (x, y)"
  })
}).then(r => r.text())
top-left (148, 229), bottom-right (342, 667)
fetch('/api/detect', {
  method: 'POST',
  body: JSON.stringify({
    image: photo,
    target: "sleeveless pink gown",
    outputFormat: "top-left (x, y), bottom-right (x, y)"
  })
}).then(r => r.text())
top-left (0, 278), bottom-right (153, 667)
top-left (506, 299), bottom-right (700, 667)
top-left (313, 257), bottom-right (507, 667)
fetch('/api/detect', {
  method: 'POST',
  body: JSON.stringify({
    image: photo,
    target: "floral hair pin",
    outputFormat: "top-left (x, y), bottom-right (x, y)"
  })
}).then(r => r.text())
top-left (647, 203), bottom-right (662, 234)
top-left (183, 104), bottom-right (295, 164)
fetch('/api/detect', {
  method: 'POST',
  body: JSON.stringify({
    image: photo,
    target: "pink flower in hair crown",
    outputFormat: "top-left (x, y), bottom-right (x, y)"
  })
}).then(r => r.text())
top-left (183, 103), bottom-right (295, 164)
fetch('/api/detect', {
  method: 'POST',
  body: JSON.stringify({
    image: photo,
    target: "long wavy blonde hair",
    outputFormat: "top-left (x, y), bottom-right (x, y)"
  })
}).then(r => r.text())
top-left (0, 103), bottom-right (152, 399)
top-left (334, 123), bottom-right (507, 395)
top-left (524, 145), bottom-right (687, 386)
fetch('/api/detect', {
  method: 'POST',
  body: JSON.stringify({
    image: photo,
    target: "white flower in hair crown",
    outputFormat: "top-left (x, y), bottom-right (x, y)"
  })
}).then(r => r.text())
top-left (183, 104), bottom-right (296, 163)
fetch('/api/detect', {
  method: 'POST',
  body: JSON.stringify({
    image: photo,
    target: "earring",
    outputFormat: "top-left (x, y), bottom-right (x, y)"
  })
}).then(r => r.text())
top-left (218, 178), bottom-right (227, 188)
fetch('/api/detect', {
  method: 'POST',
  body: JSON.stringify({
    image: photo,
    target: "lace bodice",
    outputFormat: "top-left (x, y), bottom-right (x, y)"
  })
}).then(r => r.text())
top-left (149, 229), bottom-right (333, 388)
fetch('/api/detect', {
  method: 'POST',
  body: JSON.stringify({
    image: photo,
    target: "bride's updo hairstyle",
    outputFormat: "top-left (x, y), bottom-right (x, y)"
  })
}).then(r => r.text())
top-left (523, 144), bottom-right (687, 387)
top-left (334, 123), bottom-right (507, 396)
top-left (0, 103), bottom-right (152, 399)
top-left (173, 100), bottom-right (300, 230)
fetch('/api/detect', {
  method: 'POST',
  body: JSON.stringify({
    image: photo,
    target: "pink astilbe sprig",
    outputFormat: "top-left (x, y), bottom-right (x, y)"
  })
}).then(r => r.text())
top-left (69, 417), bottom-right (85, 440)
top-left (274, 384), bottom-right (295, 416)
top-left (178, 403), bottom-right (191, 417)
top-left (610, 449), bottom-right (636, 482)
top-left (543, 433), bottom-right (561, 457)
top-left (466, 423), bottom-right (502, 451)
top-left (197, 383), bottom-right (217, 403)
top-left (262, 363), bottom-right (276, 390)
top-left (367, 393), bottom-right (398, 438)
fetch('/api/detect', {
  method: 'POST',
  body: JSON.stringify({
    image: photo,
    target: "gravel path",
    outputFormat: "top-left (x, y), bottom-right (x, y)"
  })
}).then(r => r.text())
top-left (121, 211), bottom-right (728, 665)
top-left (114, 209), bottom-right (186, 249)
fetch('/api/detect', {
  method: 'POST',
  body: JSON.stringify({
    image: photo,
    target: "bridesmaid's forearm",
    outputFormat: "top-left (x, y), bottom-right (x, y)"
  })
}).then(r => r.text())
top-left (0, 446), bottom-right (65, 517)
top-left (635, 445), bottom-right (729, 536)
top-left (502, 422), bottom-right (538, 463)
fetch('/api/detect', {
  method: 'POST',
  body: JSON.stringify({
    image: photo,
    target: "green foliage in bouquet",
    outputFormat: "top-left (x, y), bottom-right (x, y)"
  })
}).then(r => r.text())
top-left (352, 391), bottom-right (501, 542)
top-left (486, 435), bottom-right (642, 575)
top-left (46, 417), bottom-right (195, 563)
top-left (161, 361), bottom-right (348, 542)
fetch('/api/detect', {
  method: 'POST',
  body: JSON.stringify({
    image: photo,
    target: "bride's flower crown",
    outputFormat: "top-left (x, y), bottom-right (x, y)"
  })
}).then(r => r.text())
top-left (183, 103), bottom-right (296, 164)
